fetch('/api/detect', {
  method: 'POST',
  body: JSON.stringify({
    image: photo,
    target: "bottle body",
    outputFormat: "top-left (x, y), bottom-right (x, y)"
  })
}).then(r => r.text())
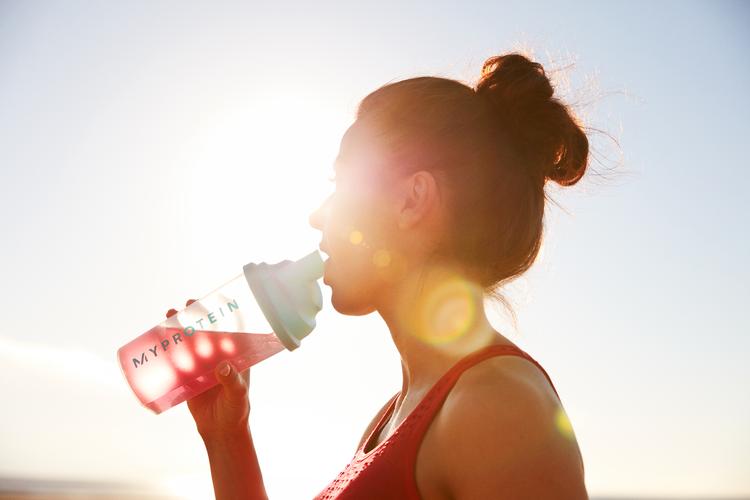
top-left (117, 273), bottom-right (285, 414)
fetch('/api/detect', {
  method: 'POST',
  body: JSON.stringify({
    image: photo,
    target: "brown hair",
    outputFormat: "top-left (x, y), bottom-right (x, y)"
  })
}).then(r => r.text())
top-left (355, 52), bottom-right (591, 312)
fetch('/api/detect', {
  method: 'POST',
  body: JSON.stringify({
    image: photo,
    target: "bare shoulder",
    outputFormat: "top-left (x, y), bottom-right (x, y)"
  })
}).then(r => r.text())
top-left (430, 352), bottom-right (588, 499)
top-left (454, 352), bottom-right (562, 410)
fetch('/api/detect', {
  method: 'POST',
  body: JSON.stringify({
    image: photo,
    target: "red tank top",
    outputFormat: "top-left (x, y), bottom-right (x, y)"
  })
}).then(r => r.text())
top-left (312, 343), bottom-right (560, 500)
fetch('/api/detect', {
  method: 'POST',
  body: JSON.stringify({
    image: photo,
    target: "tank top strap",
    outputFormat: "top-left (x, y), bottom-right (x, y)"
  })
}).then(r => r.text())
top-left (404, 343), bottom-right (560, 444)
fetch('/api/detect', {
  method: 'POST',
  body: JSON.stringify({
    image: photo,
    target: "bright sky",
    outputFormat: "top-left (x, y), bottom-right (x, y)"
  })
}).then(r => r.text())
top-left (1, 1), bottom-right (748, 498)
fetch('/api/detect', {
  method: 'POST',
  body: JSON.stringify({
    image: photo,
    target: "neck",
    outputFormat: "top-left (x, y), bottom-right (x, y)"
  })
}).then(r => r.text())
top-left (376, 260), bottom-right (506, 399)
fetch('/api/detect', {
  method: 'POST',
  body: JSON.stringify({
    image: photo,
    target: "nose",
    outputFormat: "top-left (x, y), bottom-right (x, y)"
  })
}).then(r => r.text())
top-left (308, 209), bottom-right (320, 231)
top-left (308, 195), bottom-right (330, 231)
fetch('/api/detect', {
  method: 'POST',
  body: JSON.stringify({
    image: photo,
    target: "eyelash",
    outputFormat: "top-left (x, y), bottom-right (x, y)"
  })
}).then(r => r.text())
top-left (327, 175), bottom-right (337, 184)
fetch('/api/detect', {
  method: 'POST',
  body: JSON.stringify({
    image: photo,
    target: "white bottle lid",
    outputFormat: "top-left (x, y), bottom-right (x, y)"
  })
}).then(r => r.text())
top-left (243, 250), bottom-right (324, 350)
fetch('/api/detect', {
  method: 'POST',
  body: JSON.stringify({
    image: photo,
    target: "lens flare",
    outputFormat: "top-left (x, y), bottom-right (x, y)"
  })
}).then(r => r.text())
top-left (554, 407), bottom-right (576, 440)
top-left (349, 230), bottom-right (364, 245)
top-left (415, 275), bottom-right (477, 345)
top-left (373, 249), bottom-right (391, 268)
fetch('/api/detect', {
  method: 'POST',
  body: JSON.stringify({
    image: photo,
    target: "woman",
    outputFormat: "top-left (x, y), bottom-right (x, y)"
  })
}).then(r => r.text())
top-left (169, 52), bottom-right (590, 499)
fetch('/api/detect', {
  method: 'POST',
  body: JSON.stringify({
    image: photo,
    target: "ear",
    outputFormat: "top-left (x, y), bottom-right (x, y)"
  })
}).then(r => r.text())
top-left (396, 170), bottom-right (441, 230)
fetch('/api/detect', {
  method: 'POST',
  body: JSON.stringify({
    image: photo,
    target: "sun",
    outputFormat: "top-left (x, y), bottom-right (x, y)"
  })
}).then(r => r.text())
top-left (177, 89), bottom-right (351, 257)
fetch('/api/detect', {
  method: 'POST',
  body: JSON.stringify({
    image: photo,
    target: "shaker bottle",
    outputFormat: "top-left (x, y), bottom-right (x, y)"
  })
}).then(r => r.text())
top-left (117, 249), bottom-right (325, 414)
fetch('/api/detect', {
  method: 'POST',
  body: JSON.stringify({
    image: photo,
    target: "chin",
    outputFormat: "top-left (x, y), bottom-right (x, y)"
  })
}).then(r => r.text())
top-left (328, 286), bottom-right (377, 316)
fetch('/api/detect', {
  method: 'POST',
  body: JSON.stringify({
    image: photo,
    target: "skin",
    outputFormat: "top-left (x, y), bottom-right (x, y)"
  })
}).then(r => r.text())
top-left (166, 302), bottom-right (266, 500)
top-left (173, 119), bottom-right (588, 499)
top-left (309, 120), bottom-right (588, 499)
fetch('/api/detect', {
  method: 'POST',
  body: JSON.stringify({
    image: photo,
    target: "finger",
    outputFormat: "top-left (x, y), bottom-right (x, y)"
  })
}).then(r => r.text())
top-left (239, 367), bottom-right (250, 387)
top-left (215, 361), bottom-right (248, 401)
top-left (167, 299), bottom-right (198, 319)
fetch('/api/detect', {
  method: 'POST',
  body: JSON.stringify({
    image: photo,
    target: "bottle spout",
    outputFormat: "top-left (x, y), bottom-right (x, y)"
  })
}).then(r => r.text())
top-left (295, 249), bottom-right (325, 281)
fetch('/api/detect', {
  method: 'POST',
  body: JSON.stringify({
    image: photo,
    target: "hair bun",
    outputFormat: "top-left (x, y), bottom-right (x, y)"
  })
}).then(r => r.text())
top-left (475, 53), bottom-right (589, 186)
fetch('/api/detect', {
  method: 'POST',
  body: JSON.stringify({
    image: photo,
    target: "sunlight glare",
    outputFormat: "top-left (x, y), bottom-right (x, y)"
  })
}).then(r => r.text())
top-left (182, 92), bottom-right (348, 259)
top-left (195, 334), bottom-right (214, 358)
top-left (415, 272), bottom-right (477, 346)
top-left (172, 348), bottom-right (195, 371)
top-left (220, 337), bottom-right (236, 354)
top-left (555, 407), bottom-right (576, 441)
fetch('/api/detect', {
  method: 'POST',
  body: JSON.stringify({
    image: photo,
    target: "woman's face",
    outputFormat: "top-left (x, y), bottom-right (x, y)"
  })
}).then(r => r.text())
top-left (308, 121), bottom-right (405, 315)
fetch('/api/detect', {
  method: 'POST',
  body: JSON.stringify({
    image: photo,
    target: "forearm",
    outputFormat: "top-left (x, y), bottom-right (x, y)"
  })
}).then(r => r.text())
top-left (202, 424), bottom-right (268, 500)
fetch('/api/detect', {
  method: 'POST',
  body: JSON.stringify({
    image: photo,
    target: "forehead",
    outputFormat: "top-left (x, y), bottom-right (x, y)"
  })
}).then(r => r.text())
top-left (331, 122), bottom-right (400, 195)
top-left (334, 121), bottom-right (385, 173)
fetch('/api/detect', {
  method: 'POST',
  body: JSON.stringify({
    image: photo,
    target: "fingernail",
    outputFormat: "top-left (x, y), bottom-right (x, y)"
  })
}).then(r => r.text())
top-left (219, 362), bottom-right (230, 377)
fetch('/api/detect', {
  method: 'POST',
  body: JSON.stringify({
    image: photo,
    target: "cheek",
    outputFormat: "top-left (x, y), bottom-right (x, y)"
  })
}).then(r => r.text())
top-left (327, 212), bottom-right (374, 269)
top-left (326, 195), bottom-right (394, 276)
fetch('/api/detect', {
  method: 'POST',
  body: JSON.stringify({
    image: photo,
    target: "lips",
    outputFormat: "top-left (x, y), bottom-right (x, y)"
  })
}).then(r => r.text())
top-left (320, 247), bottom-right (330, 284)
top-left (318, 243), bottom-right (330, 259)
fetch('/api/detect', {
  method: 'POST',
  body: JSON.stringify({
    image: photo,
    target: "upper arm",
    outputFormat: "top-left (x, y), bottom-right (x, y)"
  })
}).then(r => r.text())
top-left (433, 366), bottom-right (587, 499)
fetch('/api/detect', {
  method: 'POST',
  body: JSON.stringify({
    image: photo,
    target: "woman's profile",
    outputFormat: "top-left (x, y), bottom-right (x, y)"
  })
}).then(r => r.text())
top-left (169, 52), bottom-right (591, 499)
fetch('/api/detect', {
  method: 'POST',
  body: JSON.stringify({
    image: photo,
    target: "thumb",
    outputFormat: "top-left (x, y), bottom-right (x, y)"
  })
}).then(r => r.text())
top-left (215, 361), bottom-right (247, 401)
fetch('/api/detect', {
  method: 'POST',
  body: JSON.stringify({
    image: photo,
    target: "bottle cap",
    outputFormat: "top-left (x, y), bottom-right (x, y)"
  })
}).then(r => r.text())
top-left (243, 250), bottom-right (324, 351)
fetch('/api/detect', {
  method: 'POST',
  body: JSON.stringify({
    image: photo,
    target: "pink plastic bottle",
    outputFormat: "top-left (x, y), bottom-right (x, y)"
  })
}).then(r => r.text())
top-left (117, 250), bottom-right (324, 414)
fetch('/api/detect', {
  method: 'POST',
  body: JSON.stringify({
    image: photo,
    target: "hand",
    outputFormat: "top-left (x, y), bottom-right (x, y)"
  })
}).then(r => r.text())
top-left (166, 299), bottom-right (252, 441)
